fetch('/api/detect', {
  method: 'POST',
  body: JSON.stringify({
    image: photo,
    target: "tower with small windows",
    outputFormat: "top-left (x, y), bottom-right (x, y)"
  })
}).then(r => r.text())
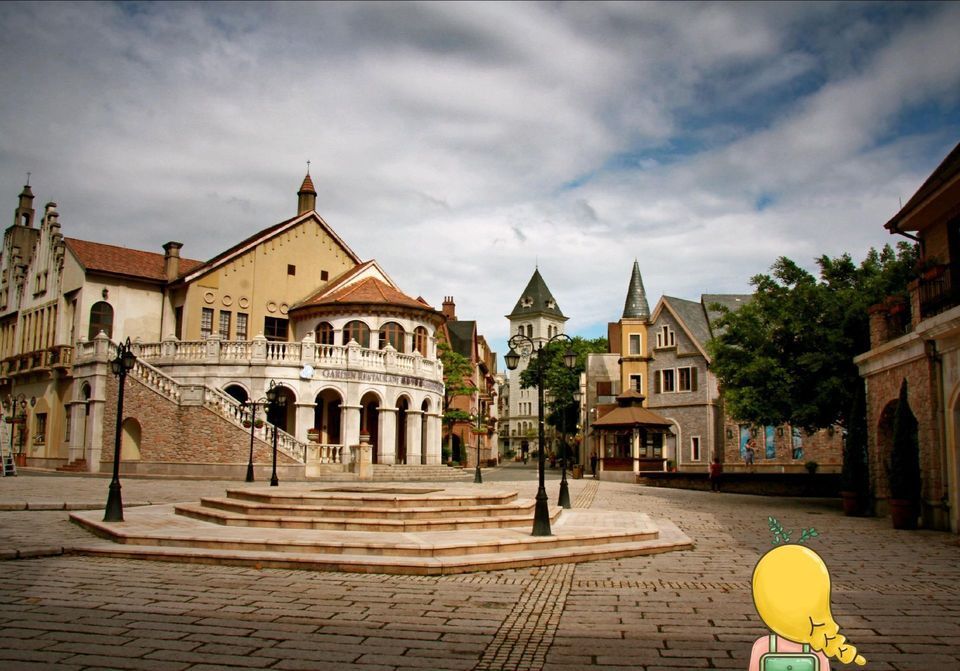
top-left (615, 260), bottom-right (651, 397)
top-left (504, 268), bottom-right (568, 454)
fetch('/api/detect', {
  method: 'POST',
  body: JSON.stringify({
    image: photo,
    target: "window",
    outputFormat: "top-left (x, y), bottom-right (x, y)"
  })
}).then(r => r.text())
top-left (659, 369), bottom-right (675, 393)
top-left (413, 326), bottom-right (428, 356)
top-left (201, 308), bottom-right (214, 338)
top-left (174, 306), bottom-right (183, 340)
top-left (629, 374), bottom-right (643, 393)
top-left (656, 325), bottom-right (676, 348)
top-left (64, 406), bottom-right (71, 442)
top-left (236, 313), bottom-right (248, 340)
top-left (264, 316), bottom-right (288, 341)
top-left (219, 310), bottom-right (231, 338)
top-left (287, 264), bottom-right (296, 276)
top-left (379, 322), bottom-right (405, 352)
top-left (343, 320), bottom-right (370, 347)
top-left (315, 322), bottom-right (334, 345)
top-left (88, 301), bottom-right (114, 339)
top-left (629, 333), bottom-right (641, 355)
top-left (526, 325), bottom-right (532, 338)
top-left (321, 270), bottom-right (329, 281)
top-left (517, 325), bottom-right (524, 335)
top-left (678, 366), bottom-right (698, 392)
top-left (34, 412), bottom-right (47, 444)
top-left (691, 436), bottom-right (701, 461)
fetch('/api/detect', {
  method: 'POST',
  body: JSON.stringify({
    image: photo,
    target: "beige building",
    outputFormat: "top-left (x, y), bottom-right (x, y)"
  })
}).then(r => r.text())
top-left (0, 173), bottom-right (446, 477)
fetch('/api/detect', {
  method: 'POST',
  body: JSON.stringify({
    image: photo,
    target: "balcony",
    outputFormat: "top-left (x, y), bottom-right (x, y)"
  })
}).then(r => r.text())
top-left (917, 263), bottom-right (960, 320)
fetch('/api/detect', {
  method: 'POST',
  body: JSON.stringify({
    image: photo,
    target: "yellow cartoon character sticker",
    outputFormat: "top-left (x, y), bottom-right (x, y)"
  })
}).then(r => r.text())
top-left (749, 517), bottom-right (866, 671)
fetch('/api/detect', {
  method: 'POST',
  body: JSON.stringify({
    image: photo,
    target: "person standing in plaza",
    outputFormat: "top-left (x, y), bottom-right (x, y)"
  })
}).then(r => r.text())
top-left (709, 457), bottom-right (722, 492)
top-left (590, 449), bottom-right (598, 477)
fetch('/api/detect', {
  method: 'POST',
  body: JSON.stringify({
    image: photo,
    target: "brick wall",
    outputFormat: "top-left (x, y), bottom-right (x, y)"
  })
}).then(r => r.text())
top-left (100, 374), bottom-right (297, 465)
top-left (721, 419), bottom-right (843, 470)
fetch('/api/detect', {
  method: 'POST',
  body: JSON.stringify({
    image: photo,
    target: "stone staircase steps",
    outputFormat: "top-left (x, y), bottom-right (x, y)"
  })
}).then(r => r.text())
top-left (194, 496), bottom-right (537, 520)
top-left (223, 488), bottom-right (517, 509)
top-left (56, 459), bottom-right (87, 473)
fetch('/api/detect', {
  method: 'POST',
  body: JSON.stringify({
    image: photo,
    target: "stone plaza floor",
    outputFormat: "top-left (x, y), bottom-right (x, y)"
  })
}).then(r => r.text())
top-left (1, 465), bottom-right (958, 670)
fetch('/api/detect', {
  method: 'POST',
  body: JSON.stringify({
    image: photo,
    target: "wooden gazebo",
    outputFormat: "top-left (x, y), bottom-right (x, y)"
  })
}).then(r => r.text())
top-left (592, 389), bottom-right (673, 475)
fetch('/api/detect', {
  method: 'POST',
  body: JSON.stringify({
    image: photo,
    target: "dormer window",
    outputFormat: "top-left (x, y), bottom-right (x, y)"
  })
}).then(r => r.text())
top-left (656, 325), bottom-right (676, 349)
top-left (546, 299), bottom-right (555, 309)
top-left (521, 297), bottom-right (533, 308)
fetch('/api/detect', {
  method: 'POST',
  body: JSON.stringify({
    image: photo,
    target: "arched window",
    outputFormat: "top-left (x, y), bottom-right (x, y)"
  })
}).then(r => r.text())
top-left (379, 322), bottom-right (405, 352)
top-left (88, 301), bottom-right (114, 339)
top-left (526, 324), bottom-right (533, 338)
top-left (342, 320), bottom-right (370, 348)
top-left (315, 322), bottom-right (334, 345)
top-left (413, 326), bottom-right (428, 356)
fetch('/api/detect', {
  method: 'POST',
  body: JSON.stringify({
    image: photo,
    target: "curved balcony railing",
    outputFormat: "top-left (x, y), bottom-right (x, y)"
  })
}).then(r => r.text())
top-left (126, 335), bottom-right (443, 382)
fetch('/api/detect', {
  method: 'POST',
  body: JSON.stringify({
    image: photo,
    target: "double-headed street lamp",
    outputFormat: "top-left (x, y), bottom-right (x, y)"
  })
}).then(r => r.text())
top-left (264, 380), bottom-right (286, 487)
top-left (505, 332), bottom-right (576, 536)
top-left (242, 396), bottom-right (269, 482)
top-left (104, 338), bottom-right (137, 522)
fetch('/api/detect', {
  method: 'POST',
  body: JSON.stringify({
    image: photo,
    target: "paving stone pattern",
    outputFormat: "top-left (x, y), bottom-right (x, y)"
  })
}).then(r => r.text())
top-left (1, 472), bottom-right (959, 670)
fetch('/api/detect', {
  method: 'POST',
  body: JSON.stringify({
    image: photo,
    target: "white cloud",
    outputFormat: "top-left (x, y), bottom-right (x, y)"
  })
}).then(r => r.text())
top-left (1, 1), bottom-right (958, 358)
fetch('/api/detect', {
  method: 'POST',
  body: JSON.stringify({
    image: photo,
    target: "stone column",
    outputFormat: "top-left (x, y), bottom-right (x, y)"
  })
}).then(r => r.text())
top-left (378, 407), bottom-right (398, 465)
top-left (65, 400), bottom-right (86, 464)
top-left (405, 409), bottom-right (423, 466)
top-left (294, 402), bottom-right (316, 443)
top-left (633, 428), bottom-right (640, 474)
top-left (87, 373), bottom-right (107, 472)
top-left (424, 412), bottom-right (443, 464)
top-left (341, 404), bottom-right (362, 464)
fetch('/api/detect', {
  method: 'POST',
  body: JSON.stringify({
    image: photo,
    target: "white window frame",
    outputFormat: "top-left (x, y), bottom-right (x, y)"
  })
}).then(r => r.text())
top-left (690, 436), bottom-right (701, 461)
top-left (656, 325), bottom-right (676, 349)
top-left (629, 374), bottom-right (643, 393)
top-left (628, 333), bottom-right (641, 355)
top-left (661, 369), bottom-right (675, 393)
top-left (678, 366), bottom-right (692, 392)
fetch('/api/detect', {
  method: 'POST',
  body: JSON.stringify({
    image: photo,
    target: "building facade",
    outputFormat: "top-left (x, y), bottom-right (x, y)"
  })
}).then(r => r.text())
top-left (0, 174), bottom-right (446, 477)
top-left (855, 141), bottom-right (960, 532)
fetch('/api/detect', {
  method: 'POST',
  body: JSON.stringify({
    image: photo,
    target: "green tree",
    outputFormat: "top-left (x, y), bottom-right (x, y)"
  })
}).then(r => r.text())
top-left (841, 380), bottom-right (870, 504)
top-left (708, 242), bottom-right (917, 430)
top-left (437, 338), bottom-right (474, 460)
top-left (519, 336), bottom-right (607, 450)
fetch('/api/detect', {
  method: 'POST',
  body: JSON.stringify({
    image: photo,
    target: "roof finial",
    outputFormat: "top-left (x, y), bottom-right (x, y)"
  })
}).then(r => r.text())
top-left (25, 171), bottom-right (31, 186)
top-left (306, 159), bottom-right (311, 175)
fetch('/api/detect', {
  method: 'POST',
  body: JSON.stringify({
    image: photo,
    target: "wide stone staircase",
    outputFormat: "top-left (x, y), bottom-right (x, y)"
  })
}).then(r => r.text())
top-left (69, 484), bottom-right (693, 575)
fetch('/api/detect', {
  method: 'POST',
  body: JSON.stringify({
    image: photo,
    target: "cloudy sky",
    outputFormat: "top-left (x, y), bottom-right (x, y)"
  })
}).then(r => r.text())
top-left (2, 1), bottom-right (959, 355)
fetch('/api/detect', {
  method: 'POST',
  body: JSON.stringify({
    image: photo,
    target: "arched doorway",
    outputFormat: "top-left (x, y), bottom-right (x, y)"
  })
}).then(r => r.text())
top-left (396, 397), bottom-right (410, 464)
top-left (120, 418), bottom-right (142, 461)
top-left (314, 389), bottom-right (343, 446)
top-left (360, 391), bottom-right (380, 462)
top-left (451, 433), bottom-right (462, 465)
top-left (224, 384), bottom-right (248, 404)
top-left (267, 386), bottom-right (296, 434)
top-left (877, 399), bottom-right (898, 498)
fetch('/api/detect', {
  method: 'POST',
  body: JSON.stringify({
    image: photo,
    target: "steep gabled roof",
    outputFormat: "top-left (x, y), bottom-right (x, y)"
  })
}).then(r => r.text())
top-left (703, 294), bottom-right (752, 339)
top-left (661, 295), bottom-right (711, 359)
top-left (508, 268), bottom-right (566, 320)
top-left (179, 210), bottom-right (361, 284)
top-left (886, 141), bottom-right (960, 233)
top-left (65, 238), bottom-right (202, 283)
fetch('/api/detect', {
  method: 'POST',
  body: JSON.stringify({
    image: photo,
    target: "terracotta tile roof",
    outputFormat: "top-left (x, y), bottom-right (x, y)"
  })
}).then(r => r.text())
top-left (299, 173), bottom-right (316, 195)
top-left (300, 276), bottom-right (429, 310)
top-left (65, 238), bottom-right (202, 283)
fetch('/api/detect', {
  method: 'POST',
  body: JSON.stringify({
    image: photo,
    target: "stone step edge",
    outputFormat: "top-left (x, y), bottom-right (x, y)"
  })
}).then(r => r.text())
top-left (172, 503), bottom-right (562, 533)
top-left (223, 489), bottom-right (518, 507)
top-left (197, 497), bottom-right (536, 518)
top-left (69, 536), bottom-right (691, 575)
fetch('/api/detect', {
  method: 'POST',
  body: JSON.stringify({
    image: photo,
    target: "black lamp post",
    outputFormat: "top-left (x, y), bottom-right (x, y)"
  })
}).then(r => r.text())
top-left (104, 338), bottom-right (137, 522)
top-left (557, 397), bottom-right (571, 510)
top-left (242, 396), bottom-right (269, 482)
top-left (265, 380), bottom-right (285, 487)
top-left (505, 332), bottom-right (576, 536)
top-left (471, 406), bottom-right (483, 484)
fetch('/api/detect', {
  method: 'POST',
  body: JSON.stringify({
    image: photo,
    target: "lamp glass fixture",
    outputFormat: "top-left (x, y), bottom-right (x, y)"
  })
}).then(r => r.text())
top-left (563, 348), bottom-right (577, 369)
top-left (504, 348), bottom-right (520, 370)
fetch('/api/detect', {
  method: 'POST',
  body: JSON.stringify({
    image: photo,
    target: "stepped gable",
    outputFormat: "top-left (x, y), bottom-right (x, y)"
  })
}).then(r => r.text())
top-left (508, 268), bottom-right (566, 319)
top-left (66, 238), bottom-right (202, 283)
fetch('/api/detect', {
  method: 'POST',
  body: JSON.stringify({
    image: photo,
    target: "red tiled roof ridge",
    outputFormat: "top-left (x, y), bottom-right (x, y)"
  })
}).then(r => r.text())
top-left (65, 237), bottom-right (203, 282)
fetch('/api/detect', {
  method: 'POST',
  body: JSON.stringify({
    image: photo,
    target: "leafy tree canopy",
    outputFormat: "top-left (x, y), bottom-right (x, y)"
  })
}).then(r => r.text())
top-left (707, 242), bottom-right (917, 431)
top-left (437, 338), bottom-right (474, 425)
top-left (518, 336), bottom-right (607, 433)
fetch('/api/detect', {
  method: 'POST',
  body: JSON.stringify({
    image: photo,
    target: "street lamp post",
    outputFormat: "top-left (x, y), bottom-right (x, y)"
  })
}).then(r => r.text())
top-left (557, 397), bottom-right (571, 510)
top-left (104, 338), bottom-right (137, 522)
top-left (471, 407), bottom-right (483, 484)
top-left (265, 380), bottom-right (285, 487)
top-left (242, 397), bottom-right (268, 482)
top-left (505, 332), bottom-right (576, 536)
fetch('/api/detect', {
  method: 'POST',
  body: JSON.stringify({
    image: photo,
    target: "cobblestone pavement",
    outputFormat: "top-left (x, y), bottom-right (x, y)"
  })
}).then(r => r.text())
top-left (1, 471), bottom-right (958, 670)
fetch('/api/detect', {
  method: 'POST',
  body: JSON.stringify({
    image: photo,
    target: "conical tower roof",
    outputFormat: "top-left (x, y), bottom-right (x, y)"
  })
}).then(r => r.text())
top-left (622, 260), bottom-right (650, 320)
top-left (508, 268), bottom-right (566, 319)
top-left (298, 172), bottom-right (316, 196)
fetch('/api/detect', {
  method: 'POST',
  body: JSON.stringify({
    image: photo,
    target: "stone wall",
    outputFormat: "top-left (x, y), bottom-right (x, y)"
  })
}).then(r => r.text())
top-left (720, 420), bottom-right (843, 469)
top-left (100, 374), bottom-right (298, 466)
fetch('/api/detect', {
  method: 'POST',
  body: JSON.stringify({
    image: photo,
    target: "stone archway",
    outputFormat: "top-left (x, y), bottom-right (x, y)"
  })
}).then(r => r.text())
top-left (267, 386), bottom-right (296, 435)
top-left (314, 389), bottom-right (343, 446)
top-left (224, 384), bottom-right (248, 404)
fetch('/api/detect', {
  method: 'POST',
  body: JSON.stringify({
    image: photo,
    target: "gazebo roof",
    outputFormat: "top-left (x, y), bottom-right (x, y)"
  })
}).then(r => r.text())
top-left (592, 406), bottom-right (673, 429)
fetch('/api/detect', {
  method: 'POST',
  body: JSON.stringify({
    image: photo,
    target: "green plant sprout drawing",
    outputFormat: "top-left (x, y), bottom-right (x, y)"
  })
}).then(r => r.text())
top-left (768, 516), bottom-right (820, 545)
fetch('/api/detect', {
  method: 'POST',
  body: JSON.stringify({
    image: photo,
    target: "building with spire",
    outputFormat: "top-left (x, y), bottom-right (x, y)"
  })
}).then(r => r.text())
top-left (0, 171), bottom-right (448, 477)
top-left (502, 268), bottom-right (568, 456)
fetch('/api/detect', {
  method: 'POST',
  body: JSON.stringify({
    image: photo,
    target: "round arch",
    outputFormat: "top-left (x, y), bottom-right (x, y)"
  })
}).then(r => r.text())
top-left (224, 384), bottom-right (249, 404)
top-left (359, 390), bottom-right (382, 462)
top-left (314, 387), bottom-right (344, 446)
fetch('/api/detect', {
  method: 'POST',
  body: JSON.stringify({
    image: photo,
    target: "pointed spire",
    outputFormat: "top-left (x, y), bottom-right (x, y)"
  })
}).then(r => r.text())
top-left (622, 260), bottom-right (650, 320)
top-left (297, 167), bottom-right (317, 215)
top-left (508, 268), bottom-right (565, 319)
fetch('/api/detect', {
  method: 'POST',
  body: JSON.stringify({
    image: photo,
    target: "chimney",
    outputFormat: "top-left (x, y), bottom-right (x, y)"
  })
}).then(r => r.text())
top-left (163, 241), bottom-right (183, 281)
top-left (442, 296), bottom-right (456, 320)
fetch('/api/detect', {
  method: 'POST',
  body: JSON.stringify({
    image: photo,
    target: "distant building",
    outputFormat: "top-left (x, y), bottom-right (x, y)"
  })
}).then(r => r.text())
top-left (502, 268), bottom-right (567, 456)
top-left (856, 141), bottom-right (960, 532)
top-left (437, 296), bottom-right (498, 467)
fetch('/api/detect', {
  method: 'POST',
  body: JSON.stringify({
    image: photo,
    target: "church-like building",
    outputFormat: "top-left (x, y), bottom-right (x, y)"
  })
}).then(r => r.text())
top-left (0, 173), bottom-right (446, 478)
